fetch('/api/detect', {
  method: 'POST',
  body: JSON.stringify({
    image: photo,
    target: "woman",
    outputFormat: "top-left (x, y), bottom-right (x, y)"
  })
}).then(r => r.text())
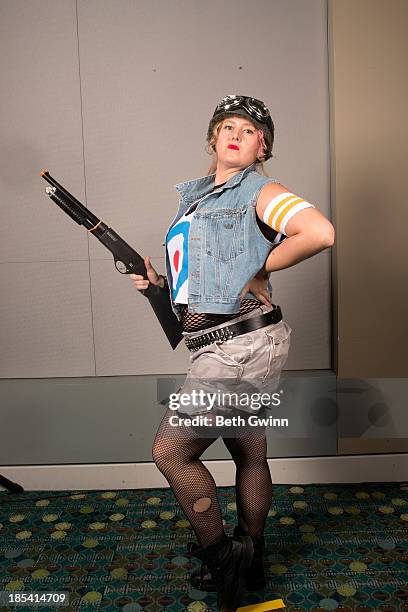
top-left (131, 95), bottom-right (335, 611)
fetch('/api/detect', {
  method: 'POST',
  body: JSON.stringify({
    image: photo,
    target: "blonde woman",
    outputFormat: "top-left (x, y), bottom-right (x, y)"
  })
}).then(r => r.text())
top-left (131, 95), bottom-right (334, 611)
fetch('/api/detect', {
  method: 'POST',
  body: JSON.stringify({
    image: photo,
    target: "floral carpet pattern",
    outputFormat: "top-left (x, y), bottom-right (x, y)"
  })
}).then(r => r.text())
top-left (0, 482), bottom-right (408, 611)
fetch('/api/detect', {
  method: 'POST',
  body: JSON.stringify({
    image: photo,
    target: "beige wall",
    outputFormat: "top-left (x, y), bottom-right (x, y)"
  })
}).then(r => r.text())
top-left (329, 0), bottom-right (408, 378)
top-left (0, 0), bottom-right (331, 379)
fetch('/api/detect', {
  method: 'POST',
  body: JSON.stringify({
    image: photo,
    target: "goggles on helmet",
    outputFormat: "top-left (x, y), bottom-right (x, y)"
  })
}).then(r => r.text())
top-left (211, 95), bottom-right (273, 133)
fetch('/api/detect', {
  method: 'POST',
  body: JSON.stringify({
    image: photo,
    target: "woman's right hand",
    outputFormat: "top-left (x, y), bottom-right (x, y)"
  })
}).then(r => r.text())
top-left (240, 269), bottom-right (272, 306)
top-left (130, 255), bottom-right (165, 291)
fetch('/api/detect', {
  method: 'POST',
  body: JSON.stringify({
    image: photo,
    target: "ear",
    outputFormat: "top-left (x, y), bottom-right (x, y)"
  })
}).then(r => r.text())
top-left (257, 130), bottom-right (267, 160)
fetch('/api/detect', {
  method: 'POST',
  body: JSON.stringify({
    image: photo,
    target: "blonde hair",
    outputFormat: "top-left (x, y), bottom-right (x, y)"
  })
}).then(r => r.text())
top-left (205, 117), bottom-right (270, 177)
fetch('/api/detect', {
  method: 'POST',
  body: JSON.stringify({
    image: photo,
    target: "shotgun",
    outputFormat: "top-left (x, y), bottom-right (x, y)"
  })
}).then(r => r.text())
top-left (40, 170), bottom-right (183, 349)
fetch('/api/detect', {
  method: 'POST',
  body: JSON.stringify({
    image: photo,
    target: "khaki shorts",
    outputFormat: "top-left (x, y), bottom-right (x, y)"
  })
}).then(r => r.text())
top-left (176, 304), bottom-right (292, 418)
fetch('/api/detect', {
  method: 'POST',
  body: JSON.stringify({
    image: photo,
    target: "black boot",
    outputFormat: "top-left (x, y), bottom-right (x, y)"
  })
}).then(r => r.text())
top-left (189, 531), bottom-right (253, 611)
top-left (238, 527), bottom-right (266, 591)
top-left (189, 526), bottom-right (266, 592)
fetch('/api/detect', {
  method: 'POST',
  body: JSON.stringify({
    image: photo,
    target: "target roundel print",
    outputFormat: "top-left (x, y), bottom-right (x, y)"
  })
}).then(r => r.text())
top-left (166, 215), bottom-right (190, 303)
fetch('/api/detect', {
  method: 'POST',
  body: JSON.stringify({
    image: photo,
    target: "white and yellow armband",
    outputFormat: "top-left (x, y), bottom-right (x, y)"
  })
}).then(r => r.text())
top-left (262, 192), bottom-right (315, 235)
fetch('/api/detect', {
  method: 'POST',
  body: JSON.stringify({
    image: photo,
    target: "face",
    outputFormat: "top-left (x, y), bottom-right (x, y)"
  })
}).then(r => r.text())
top-left (214, 115), bottom-right (262, 170)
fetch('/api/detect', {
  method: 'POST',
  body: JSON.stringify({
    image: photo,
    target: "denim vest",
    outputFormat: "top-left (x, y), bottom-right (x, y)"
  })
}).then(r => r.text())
top-left (165, 162), bottom-right (280, 322)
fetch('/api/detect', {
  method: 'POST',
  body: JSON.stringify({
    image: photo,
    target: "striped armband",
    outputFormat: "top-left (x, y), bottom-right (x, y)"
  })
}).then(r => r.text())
top-left (262, 192), bottom-right (315, 234)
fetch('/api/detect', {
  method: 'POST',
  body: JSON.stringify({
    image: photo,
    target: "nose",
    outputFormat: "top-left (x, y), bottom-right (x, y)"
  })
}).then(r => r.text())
top-left (231, 128), bottom-right (241, 141)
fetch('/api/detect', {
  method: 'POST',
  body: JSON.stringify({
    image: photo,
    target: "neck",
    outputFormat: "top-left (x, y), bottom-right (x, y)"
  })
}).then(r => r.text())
top-left (214, 161), bottom-right (255, 185)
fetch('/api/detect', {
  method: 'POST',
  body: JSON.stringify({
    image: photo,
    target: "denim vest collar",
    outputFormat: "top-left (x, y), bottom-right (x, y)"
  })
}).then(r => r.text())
top-left (173, 162), bottom-right (257, 204)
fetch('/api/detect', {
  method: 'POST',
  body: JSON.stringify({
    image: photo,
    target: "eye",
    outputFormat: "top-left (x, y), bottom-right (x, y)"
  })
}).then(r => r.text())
top-left (223, 124), bottom-right (233, 130)
top-left (244, 128), bottom-right (254, 134)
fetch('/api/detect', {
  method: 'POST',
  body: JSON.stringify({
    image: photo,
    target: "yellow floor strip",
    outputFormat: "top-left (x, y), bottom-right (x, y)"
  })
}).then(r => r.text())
top-left (237, 598), bottom-right (285, 611)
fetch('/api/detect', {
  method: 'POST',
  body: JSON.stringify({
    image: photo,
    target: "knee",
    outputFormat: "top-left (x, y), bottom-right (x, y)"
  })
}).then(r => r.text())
top-left (151, 440), bottom-right (174, 472)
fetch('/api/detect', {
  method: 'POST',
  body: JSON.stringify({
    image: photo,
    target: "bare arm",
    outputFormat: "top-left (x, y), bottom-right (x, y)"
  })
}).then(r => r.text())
top-left (255, 183), bottom-right (335, 273)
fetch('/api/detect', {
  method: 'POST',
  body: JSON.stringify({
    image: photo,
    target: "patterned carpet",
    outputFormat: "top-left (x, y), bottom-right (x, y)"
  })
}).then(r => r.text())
top-left (0, 482), bottom-right (408, 611)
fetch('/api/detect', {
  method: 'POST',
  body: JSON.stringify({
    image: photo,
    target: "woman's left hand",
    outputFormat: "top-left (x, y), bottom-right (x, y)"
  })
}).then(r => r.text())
top-left (240, 270), bottom-right (272, 306)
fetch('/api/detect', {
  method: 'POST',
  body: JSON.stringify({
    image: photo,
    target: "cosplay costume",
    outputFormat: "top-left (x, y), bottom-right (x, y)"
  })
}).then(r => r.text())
top-left (153, 95), bottom-right (314, 611)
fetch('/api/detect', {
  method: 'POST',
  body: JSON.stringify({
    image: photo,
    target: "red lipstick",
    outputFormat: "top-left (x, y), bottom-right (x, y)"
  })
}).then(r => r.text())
top-left (228, 144), bottom-right (239, 150)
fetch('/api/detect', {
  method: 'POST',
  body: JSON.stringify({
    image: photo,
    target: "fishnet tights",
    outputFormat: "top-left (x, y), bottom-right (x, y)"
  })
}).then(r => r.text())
top-left (152, 408), bottom-right (273, 548)
top-left (180, 299), bottom-right (262, 332)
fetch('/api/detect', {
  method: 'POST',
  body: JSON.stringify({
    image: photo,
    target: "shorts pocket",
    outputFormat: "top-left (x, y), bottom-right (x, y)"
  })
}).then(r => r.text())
top-left (265, 321), bottom-right (292, 355)
top-left (213, 334), bottom-right (254, 367)
top-left (263, 321), bottom-right (292, 381)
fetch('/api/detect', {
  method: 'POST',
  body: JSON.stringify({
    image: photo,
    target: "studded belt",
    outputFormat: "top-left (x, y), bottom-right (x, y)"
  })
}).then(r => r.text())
top-left (184, 305), bottom-right (282, 352)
